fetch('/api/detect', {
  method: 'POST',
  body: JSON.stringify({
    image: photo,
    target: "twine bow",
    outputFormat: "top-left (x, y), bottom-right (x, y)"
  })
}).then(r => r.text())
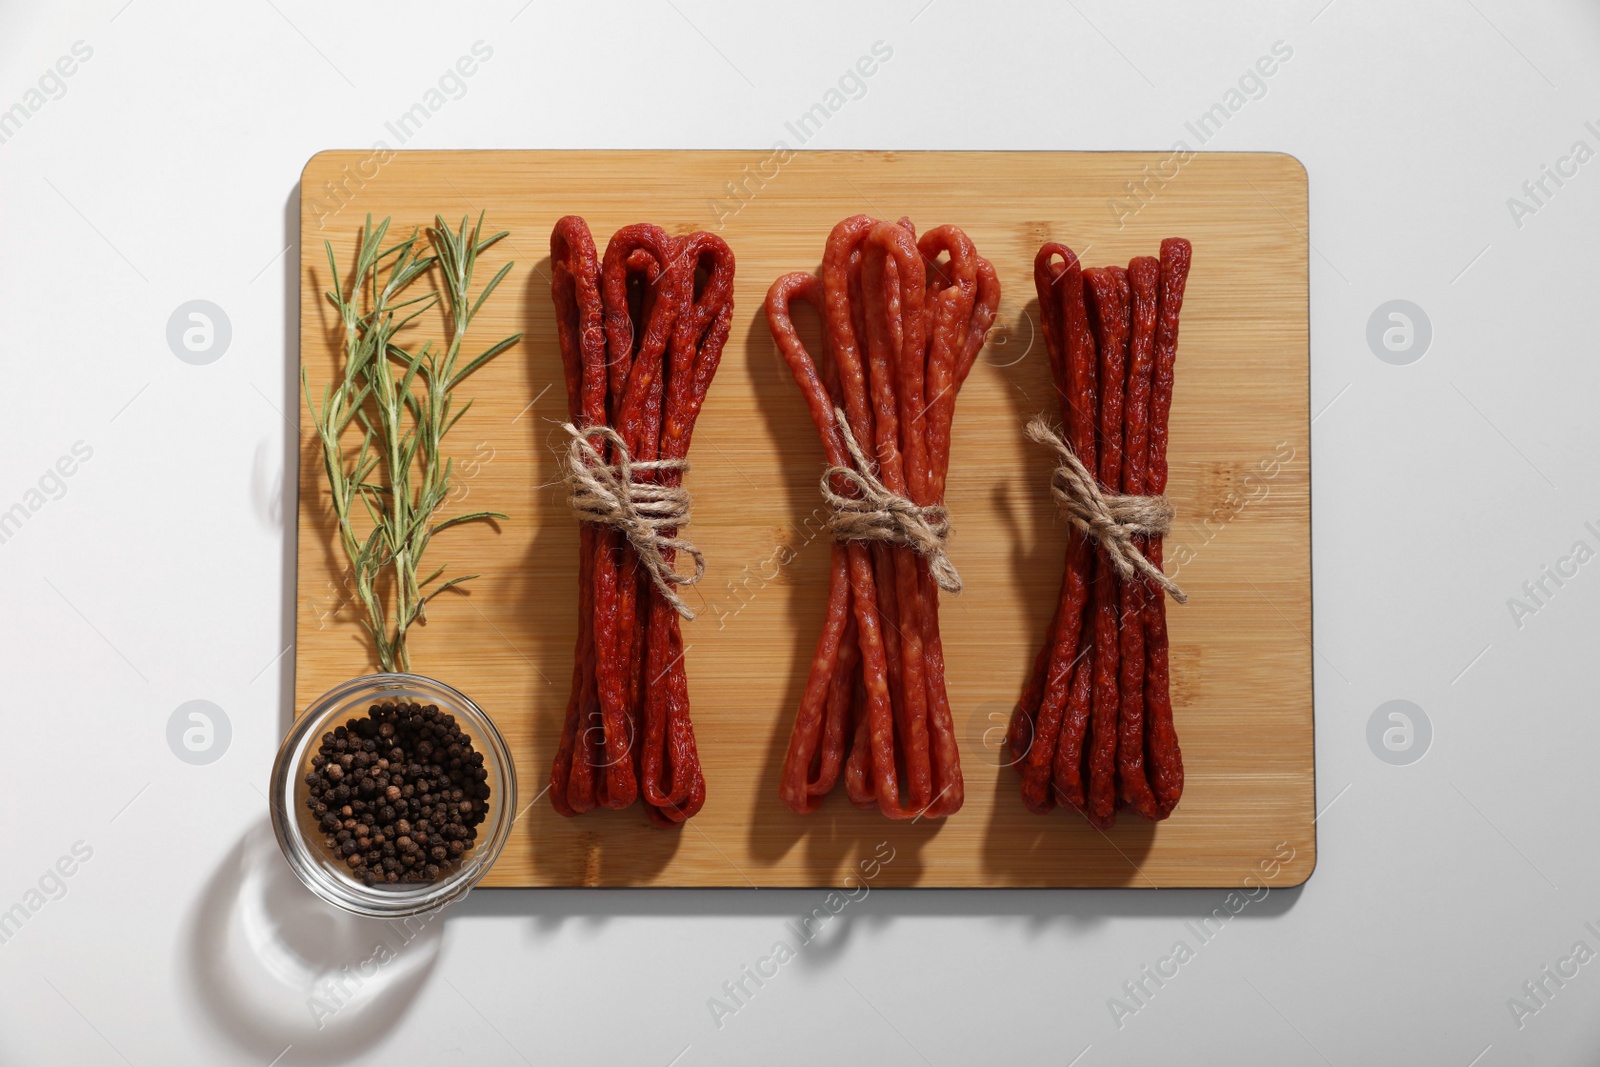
top-left (560, 422), bottom-right (705, 619)
top-left (1025, 416), bottom-right (1187, 604)
top-left (821, 408), bottom-right (963, 595)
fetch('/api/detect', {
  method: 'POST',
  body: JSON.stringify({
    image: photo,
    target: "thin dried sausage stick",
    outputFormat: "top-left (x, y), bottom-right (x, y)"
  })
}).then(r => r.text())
top-left (1020, 246), bottom-right (1097, 812)
top-left (1028, 257), bottom-right (1101, 813)
top-left (819, 221), bottom-right (913, 814)
top-left (1145, 238), bottom-right (1191, 819)
top-left (811, 281), bottom-right (861, 802)
top-left (640, 234), bottom-right (733, 820)
top-left (813, 573), bottom-right (858, 797)
top-left (1009, 252), bottom-right (1070, 770)
top-left (862, 223), bottom-right (934, 813)
top-left (1083, 267), bottom-right (1129, 828)
top-left (821, 222), bottom-right (895, 808)
top-left (1025, 246), bottom-right (1100, 814)
top-left (897, 225), bottom-right (988, 818)
top-left (916, 226), bottom-right (978, 498)
top-left (844, 675), bottom-right (876, 807)
top-left (822, 219), bottom-right (927, 819)
top-left (916, 232), bottom-right (988, 820)
top-left (916, 562), bottom-right (962, 817)
top-left (573, 221), bottom-right (616, 812)
top-left (1116, 256), bottom-right (1160, 819)
top-left (549, 217), bottom-right (604, 816)
top-left (592, 225), bottom-right (683, 808)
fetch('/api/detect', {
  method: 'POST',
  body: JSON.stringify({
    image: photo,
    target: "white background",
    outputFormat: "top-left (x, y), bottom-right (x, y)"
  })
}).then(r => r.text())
top-left (0, 0), bottom-right (1594, 1063)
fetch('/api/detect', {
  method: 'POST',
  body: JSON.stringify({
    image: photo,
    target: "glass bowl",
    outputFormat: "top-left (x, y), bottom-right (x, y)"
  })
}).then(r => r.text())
top-left (269, 673), bottom-right (516, 917)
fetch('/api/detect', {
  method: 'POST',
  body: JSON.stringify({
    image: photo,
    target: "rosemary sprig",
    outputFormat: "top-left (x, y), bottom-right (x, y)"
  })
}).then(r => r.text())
top-left (304, 213), bottom-right (521, 672)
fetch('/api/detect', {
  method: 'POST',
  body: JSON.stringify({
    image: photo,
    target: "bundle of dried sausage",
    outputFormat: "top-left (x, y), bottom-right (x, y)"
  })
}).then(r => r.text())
top-left (547, 217), bottom-right (733, 826)
top-left (1010, 238), bottom-right (1191, 827)
top-left (765, 215), bottom-right (999, 819)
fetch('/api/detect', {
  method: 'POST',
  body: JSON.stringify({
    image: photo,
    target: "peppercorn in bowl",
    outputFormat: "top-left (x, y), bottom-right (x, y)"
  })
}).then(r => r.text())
top-left (270, 673), bottom-right (516, 917)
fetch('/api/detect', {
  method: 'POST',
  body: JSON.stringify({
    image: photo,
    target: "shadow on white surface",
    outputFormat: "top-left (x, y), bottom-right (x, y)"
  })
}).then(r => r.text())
top-left (182, 819), bottom-right (443, 1064)
top-left (274, 183), bottom-right (301, 736)
top-left (450, 879), bottom-right (1304, 925)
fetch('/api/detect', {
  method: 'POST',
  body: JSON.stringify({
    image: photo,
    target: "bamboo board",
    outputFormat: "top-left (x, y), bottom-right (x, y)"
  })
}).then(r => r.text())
top-left (295, 150), bottom-right (1313, 888)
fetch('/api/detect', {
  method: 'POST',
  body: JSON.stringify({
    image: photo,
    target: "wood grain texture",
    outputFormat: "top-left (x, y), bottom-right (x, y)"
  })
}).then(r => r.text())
top-left (295, 150), bottom-right (1313, 888)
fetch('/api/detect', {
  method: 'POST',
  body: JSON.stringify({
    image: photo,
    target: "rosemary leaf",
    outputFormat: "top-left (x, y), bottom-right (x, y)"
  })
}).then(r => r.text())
top-left (431, 511), bottom-right (508, 535)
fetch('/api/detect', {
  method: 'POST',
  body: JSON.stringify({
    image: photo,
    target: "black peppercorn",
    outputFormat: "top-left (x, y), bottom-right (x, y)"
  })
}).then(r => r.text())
top-left (304, 699), bottom-right (491, 886)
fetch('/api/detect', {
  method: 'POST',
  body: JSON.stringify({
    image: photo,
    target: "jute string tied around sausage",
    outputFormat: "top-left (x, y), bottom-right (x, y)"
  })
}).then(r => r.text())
top-left (1024, 415), bottom-right (1187, 604)
top-left (559, 421), bottom-right (706, 619)
top-left (820, 406), bottom-right (963, 596)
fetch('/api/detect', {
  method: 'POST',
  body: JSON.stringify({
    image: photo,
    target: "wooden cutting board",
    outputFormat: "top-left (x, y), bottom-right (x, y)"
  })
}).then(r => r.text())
top-left (294, 150), bottom-right (1313, 888)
